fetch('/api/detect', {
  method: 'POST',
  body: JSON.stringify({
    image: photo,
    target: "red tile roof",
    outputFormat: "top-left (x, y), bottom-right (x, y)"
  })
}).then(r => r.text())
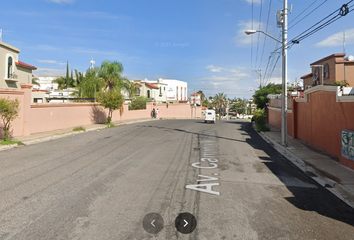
top-left (145, 82), bottom-right (159, 89)
top-left (191, 93), bottom-right (201, 96)
top-left (134, 83), bottom-right (142, 87)
top-left (301, 73), bottom-right (313, 79)
top-left (16, 61), bottom-right (37, 70)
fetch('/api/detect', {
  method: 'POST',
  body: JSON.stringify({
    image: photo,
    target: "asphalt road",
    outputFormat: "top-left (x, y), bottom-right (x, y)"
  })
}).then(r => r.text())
top-left (0, 119), bottom-right (353, 240)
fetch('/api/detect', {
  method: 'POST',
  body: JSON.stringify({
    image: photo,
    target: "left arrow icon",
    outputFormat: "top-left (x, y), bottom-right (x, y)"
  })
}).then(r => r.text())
top-left (151, 220), bottom-right (156, 227)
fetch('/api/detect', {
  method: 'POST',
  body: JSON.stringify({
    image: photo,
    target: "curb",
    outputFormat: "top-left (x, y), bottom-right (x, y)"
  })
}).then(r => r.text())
top-left (255, 125), bottom-right (354, 209)
top-left (0, 118), bottom-right (154, 152)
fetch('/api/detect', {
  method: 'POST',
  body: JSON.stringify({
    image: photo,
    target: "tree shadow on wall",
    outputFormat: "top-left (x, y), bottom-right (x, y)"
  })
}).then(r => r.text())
top-left (90, 105), bottom-right (107, 124)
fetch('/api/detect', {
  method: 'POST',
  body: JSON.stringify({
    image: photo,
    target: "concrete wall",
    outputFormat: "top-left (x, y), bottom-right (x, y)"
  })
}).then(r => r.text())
top-left (29, 102), bottom-right (201, 135)
top-left (267, 86), bottom-right (354, 170)
top-left (1, 84), bottom-right (202, 138)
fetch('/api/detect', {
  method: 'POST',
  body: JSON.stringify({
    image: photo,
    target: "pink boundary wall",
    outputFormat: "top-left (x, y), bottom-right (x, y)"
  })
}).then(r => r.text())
top-left (1, 85), bottom-right (202, 137)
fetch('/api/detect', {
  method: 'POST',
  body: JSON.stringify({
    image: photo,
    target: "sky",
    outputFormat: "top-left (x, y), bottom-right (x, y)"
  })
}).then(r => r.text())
top-left (1, 0), bottom-right (354, 99)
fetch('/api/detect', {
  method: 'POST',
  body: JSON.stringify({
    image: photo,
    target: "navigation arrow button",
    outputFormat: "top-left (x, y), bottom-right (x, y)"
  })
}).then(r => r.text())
top-left (142, 213), bottom-right (164, 234)
top-left (175, 212), bottom-right (197, 234)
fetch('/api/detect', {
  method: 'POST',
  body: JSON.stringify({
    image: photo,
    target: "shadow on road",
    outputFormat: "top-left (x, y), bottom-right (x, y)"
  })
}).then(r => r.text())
top-left (139, 120), bottom-right (354, 227)
top-left (238, 121), bottom-right (354, 227)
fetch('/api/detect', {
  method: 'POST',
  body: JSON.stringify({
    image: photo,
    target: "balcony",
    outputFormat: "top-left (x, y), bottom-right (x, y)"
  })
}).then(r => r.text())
top-left (5, 73), bottom-right (18, 83)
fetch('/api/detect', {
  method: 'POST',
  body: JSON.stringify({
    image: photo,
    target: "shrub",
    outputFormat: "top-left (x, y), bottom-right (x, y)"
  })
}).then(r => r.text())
top-left (129, 96), bottom-right (149, 110)
top-left (254, 109), bottom-right (270, 132)
top-left (0, 98), bottom-right (20, 141)
top-left (73, 126), bottom-right (86, 131)
top-left (334, 80), bottom-right (350, 87)
top-left (105, 123), bottom-right (115, 128)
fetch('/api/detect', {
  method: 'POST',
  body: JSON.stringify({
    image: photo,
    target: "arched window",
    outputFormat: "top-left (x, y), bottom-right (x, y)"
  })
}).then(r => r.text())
top-left (324, 64), bottom-right (329, 78)
top-left (147, 90), bottom-right (150, 98)
top-left (7, 56), bottom-right (13, 78)
top-left (159, 86), bottom-right (162, 95)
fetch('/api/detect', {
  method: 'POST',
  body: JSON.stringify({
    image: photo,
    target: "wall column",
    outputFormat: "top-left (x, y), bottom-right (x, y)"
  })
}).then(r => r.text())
top-left (20, 83), bottom-right (33, 136)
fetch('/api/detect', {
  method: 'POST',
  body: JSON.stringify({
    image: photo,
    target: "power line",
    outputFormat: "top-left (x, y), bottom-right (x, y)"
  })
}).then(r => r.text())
top-left (258, 0), bottom-right (273, 69)
top-left (288, 0), bottom-right (328, 30)
top-left (289, 2), bottom-right (352, 46)
top-left (254, 0), bottom-right (264, 68)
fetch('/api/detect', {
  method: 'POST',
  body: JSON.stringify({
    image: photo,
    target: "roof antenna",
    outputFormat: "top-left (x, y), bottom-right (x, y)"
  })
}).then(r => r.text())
top-left (289, 4), bottom-right (293, 14)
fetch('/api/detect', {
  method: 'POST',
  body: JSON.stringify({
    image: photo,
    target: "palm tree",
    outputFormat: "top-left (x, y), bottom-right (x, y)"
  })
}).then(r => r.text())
top-left (98, 60), bottom-right (135, 96)
top-left (80, 67), bottom-right (104, 98)
top-left (32, 76), bottom-right (40, 87)
top-left (214, 92), bottom-right (227, 120)
top-left (197, 90), bottom-right (205, 106)
top-left (52, 77), bottom-right (66, 90)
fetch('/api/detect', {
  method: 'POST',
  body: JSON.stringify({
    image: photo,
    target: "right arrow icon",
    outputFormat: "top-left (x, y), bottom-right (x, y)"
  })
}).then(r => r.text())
top-left (175, 212), bottom-right (197, 234)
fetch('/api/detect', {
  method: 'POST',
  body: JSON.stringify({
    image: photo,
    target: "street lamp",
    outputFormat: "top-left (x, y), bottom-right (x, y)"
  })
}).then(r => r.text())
top-left (245, 0), bottom-right (288, 146)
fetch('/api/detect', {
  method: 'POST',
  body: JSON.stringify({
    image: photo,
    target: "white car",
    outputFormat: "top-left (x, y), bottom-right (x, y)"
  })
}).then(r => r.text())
top-left (204, 110), bottom-right (216, 123)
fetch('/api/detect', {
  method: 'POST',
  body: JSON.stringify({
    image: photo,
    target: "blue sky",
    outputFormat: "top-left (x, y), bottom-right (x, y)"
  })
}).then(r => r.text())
top-left (1, 0), bottom-right (354, 99)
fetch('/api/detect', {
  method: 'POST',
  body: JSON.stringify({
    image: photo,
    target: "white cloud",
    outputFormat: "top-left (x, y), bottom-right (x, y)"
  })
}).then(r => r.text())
top-left (36, 59), bottom-right (66, 65)
top-left (241, 0), bottom-right (262, 5)
top-left (46, 0), bottom-right (74, 4)
top-left (206, 65), bottom-right (223, 72)
top-left (316, 29), bottom-right (354, 47)
top-left (234, 20), bottom-right (265, 46)
top-left (34, 68), bottom-right (66, 76)
top-left (35, 44), bottom-right (57, 51)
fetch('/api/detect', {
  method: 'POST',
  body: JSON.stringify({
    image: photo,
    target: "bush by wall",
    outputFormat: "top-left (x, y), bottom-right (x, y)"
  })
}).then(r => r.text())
top-left (254, 109), bottom-right (269, 132)
top-left (129, 96), bottom-right (150, 110)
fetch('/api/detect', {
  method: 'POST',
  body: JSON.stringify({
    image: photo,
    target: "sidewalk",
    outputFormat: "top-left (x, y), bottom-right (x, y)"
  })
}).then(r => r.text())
top-left (257, 124), bottom-right (354, 209)
top-left (0, 118), bottom-right (153, 151)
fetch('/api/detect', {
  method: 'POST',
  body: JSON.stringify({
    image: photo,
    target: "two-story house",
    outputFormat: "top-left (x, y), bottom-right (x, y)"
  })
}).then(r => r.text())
top-left (0, 41), bottom-right (37, 89)
top-left (301, 53), bottom-right (354, 89)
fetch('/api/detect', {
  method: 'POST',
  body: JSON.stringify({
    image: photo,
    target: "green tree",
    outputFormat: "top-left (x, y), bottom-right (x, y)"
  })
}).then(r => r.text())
top-left (197, 90), bottom-right (205, 104)
top-left (214, 92), bottom-right (227, 120)
top-left (79, 68), bottom-right (104, 98)
top-left (98, 60), bottom-right (136, 97)
top-left (0, 98), bottom-right (20, 141)
top-left (32, 76), bottom-right (40, 87)
top-left (129, 96), bottom-right (150, 110)
top-left (97, 90), bottom-right (124, 123)
top-left (52, 77), bottom-right (66, 90)
top-left (231, 98), bottom-right (247, 116)
top-left (253, 83), bottom-right (282, 109)
top-left (53, 61), bottom-right (76, 90)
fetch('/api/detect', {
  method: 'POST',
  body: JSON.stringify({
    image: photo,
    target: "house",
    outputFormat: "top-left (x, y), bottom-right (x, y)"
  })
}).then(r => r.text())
top-left (153, 78), bottom-right (188, 104)
top-left (190, 93), bottom-right (201, 106)
top-left (0, 41), bottom-right (37, 89)
top-left (301, 53), bottom-right (354, 89)
top-left (133, 78), bottom-right (188, 104)
top-left (32, 76), bottom-right (60, 91)
top-left (133, 80), bottom-right (166, 103)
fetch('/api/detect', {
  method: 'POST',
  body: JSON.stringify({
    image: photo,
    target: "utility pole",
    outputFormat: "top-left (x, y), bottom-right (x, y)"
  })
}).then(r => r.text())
top-left (281, 0), bottom-right (288, 146)
top-left (194, 87), bottom-right (197, 118)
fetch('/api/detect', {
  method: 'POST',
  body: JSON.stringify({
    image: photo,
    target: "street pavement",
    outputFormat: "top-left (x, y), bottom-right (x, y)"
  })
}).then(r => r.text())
top-left (0, 119), bottom-right (354, 239)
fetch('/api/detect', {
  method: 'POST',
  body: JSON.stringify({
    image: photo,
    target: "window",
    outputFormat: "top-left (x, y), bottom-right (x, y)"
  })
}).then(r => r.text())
top-left (159, 86), bottom-right (162, 95)
top-left (324, 64), bottom-right (329, 78)
top-left (176, 87), bottom-right (178, 100)
top-left (7, 56), bottom-right (13, 78)
top-left (147, 90), bottom-right (150, 98)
